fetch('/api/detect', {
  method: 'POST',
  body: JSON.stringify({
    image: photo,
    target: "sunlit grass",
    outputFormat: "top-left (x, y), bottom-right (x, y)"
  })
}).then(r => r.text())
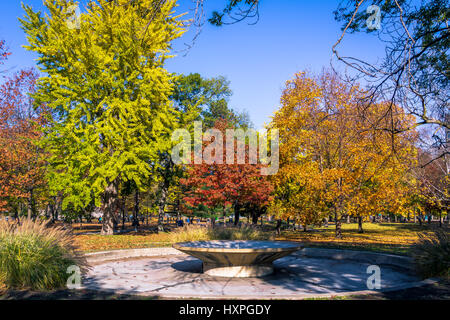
top-left (276, 223), bottom-right (446, 255)
top-left (74, 233), bottom-right (172, 252)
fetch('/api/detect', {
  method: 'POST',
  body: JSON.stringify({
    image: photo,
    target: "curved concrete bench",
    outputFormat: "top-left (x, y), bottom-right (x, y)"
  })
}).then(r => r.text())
top-left (85, 247), bottom-right (183, 264)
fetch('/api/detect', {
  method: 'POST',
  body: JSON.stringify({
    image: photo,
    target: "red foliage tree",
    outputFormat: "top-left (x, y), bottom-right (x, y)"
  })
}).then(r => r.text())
top-left (180, 119), bottom-right (273, 225)
top-left (0, 68), bottom-right (47, 217)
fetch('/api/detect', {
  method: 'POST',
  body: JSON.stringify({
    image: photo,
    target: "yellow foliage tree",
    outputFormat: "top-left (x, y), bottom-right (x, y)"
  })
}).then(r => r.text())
top-left (270, 70), bottom-right (418, 238)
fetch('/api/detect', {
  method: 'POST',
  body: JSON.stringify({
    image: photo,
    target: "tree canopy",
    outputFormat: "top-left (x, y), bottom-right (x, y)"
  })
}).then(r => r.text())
top-left (270, 70), bottom-right (418, 236)
top-left (21, 0), bottom-right (186, 234)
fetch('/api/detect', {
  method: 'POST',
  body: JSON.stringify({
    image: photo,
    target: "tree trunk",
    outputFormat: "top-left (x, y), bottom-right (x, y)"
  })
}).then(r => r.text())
top-left (133, 190), bottom-right (140, 230)
top-left (275, 219), bottom-right (282, 236)
top-left (45, 204), bottom-right (50, 220)
top-left (252, 213), bottom-right (259, 225)
top-left (346, 215), bottom-right (350, 223)
top-left (121, 196), bottom-right (126, 230)
top-left (358, 216), bottom-right (364, 233)
top-left (157, 185), bottom-right (167, 232)
top-left (54, 197), bottom-right (60, 222)
top-left (335, 209), bottom-right (342, 239)
top-left (48, 203), bottom-right (55, 224)
top-left (14, 207), bottom-right (19, 223)
top-left (233, 202), bottom-right (240, 226)
top-left (223, 207), bottom-right (227, 227)
top-left (101, 181), bottom-right (118, 235)
top-left (27, 188), bottom-right (34, 220)
top-left (303, 224), bottom-right (307, 232)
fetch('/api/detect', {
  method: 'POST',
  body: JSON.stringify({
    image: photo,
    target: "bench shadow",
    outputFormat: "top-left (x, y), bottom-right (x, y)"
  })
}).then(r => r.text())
top-left (171, 259), bottom-right (203, 273)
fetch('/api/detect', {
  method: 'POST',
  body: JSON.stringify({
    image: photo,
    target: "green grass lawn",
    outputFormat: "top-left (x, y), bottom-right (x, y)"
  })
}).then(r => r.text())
top-left (276, 222), bottom-right (443, 255)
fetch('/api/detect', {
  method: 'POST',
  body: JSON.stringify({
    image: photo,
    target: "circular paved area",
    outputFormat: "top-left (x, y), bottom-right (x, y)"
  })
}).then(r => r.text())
top-left (81, 250), bottom-right (421, 299)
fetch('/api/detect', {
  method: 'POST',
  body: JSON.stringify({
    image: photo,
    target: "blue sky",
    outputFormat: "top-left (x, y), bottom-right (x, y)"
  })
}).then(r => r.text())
top-left (0, 0), bottom-right (385, 129)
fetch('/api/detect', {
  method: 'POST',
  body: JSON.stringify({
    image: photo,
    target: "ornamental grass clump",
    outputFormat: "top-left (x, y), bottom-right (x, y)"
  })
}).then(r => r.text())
top-left (208, 225), bottom-right (273, 241)
top-left (410, 228), bottom-right (450, 279)
top-left (168, 225), bottom-right (210, 243)
top-left (169, 224), bottom-right (273, 243)
top-left (0, 219), bottom-right (88, 290)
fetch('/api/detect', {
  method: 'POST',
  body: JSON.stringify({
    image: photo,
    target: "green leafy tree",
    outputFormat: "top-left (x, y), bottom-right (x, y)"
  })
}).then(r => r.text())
top-left (171, 72), bottom-right (251, 128)
top-left (21, 0), bottom-right (185, 234)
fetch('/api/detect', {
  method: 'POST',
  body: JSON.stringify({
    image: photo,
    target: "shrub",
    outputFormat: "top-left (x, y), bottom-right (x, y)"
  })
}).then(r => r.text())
top-left (169, 224), bottom-right (273, 243)
top-left (209, 225), bottom-right (273, 241)
top-left (168, 225), bottom-right (210, 243)
top-left (0, 219), bottom-right (88, 290)
top-left (410, 228), bottom-right (450, 279)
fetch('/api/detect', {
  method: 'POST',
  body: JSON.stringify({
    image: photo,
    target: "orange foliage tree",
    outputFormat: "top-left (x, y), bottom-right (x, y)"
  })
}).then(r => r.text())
top-left (270, 70), bottom-right (418, 237)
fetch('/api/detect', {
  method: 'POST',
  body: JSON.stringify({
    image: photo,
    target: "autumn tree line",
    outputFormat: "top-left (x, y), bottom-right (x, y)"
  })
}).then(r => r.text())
top-left (0, 1), bottom-right (448, 237)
